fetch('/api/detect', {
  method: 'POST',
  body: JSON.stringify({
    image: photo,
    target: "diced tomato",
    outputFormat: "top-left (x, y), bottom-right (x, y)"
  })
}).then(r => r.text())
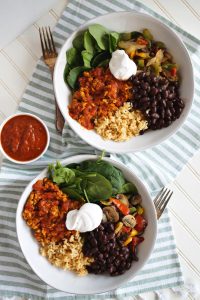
top-left (134, 214), bottom-right (147, 232)
top-left (122, 226), bottom-right (132, 233)
top-left (170, 67), bottom-right (177, 76)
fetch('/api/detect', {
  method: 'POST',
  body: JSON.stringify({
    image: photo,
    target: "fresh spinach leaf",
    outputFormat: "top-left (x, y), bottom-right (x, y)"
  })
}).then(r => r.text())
top-left (62, 187), bottom-right (84, 201)
top-left (119, 182), bottom-right (138, 194)
top-left (97, 59), bottom-right (110, 67)
top-left (63, 64), bottom-right (71, 84)
top-left (95, 43), bottom-right (102, 53)
top-left (72, 32), bottom-right (84, 51)
top-left (66, 47), bottom-right (81, 67)
top-left (78, 160), bottom-right (126, 194)
top-left (91, 51), bottom-right (111, 67)
top-left (66, 163), bottom-right (80, 169)
top-left (81, 173), bottom-right (112, 201)
top-left (88, 24), bottom-right (109, 50)
top-left (82, 50), bottom-right (93, 67)
top-left (84, 30), bottom-right (95, 53)
top-left (108, 32), bottom-right (119, 53)
top-left (67, 66), bottom-right (89, 89)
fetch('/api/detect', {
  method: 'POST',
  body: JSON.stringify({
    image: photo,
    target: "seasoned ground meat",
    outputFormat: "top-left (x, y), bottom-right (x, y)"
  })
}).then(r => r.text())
top-left (68, 67), bottom-right (132, 129)
top-left (22, 178), bottom-right (80, 245)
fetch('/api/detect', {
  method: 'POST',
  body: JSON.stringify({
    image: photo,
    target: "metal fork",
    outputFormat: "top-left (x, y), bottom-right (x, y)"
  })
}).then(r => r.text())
top-left (154, 188), bottom-right (173, 219)
top-left (39, 27), bottom-right (65, 133)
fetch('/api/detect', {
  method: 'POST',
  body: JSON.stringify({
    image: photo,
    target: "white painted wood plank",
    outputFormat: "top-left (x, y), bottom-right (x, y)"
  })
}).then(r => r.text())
top-left (179, 0), bottom-right (200, 21)
top-left (18, 26), bottom-right (42, 60)
top-left (0, 85), bottom-right (17, 117)
top-left (0, 111), bottom-right (5, 122)
top-left (178, 254), bottom-right (200, 300)
top-left (157, 0), bottom-right (200, 39)
top-left (3, 40), bottom-right (37, 80)
top-left (169, 212), bottom-right (200, 277)
top-left (188, 150), bottom-right (200, 176)
top-left (18, 14), bottom-right (58, 61)
top-left (175, 167), bottom-right (200, 210)
top-left (168, 184), bottom-right (200, 246)
top-left (35, 12), bottom-right (58, 28)
top-left (0, 54), bottom-right (27, 100)
top-left (51, 0), bottom-right (67, 18)
top-left (138, 0), bottom-right (172, 19)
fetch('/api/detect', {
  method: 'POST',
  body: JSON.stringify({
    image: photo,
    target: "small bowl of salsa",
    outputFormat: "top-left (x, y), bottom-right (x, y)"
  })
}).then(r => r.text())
top-left (0, 113), bottom-right (50, 164)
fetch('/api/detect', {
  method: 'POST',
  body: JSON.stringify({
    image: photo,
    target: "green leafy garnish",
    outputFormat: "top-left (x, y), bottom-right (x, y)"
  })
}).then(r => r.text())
top-left (81, 173), bottom-right (112, 201)
top-left (108, 32), bottom-right (119, 53)
top-left (83, 30), bottom-right (95, 53)
top-left (119, 182), bottom-right (138, 194)
top-left (72, 32), bottom-right (84, 51)
top-left (66, 47), bottom-right (80, 66)
top-left (48, 158), bottom-right (138, 203)
top-left (48, 161), bottom-right (75, 185)
top-left (88, 24), bottom-right (109, 50)
top-left (67, 66), bottom-right (89, 89)
top-left (82, 50), bottom-right (93, 67)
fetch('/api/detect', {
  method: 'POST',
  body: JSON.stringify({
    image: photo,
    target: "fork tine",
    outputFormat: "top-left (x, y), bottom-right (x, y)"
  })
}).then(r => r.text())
top-left (153, 187), bottom-right (165, 206)
top-left (157, 189), bottom-right (170, 209)
top-left (45, 27), bottom-right (53, 53)
top-left (160, 191), bottom-right (173, 212)
top-left (39, 28), bottom-right (45, 57)
top-left (48, 27), bottom-right (57, 54)
top-left (42, 27), bottom-right (49, 53)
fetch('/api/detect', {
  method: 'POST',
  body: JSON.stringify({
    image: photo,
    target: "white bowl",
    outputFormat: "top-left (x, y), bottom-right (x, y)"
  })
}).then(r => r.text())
top-left (16, 154), bottom-right (157, 294)
top-left (54, 11), bottom-right (194, 153)
top-left (0, 113), bottom-right (50, 164)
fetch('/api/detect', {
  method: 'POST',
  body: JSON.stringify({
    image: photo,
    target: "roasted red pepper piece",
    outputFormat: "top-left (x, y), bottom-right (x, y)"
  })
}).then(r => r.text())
top-left (136, 37), bottom-right (149, 45)
top-left (170, 67), bottom-right (177, 76)
top-left (132, 236), bottom-right (144, 248)
top-left (122, 225), bottom-right (132, 233)
top-left (134, 214), bottom-right (147, 232)
top-left (110, 197), bottom-right (130, 215)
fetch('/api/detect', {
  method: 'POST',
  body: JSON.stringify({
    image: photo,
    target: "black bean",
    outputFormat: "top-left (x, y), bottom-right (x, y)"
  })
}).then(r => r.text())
top-left (131, 72), bottom-right (184, 130)
top-left (150, 87), bottom-right (158, 95)
top-left (151, 113), bottom-right (159, 119)
top-left (141, 82), bottom-right (149, 90)
top-left (91, 238), bottom-right (97, 247)
top-left (150, 107), bottom-right (157, 114)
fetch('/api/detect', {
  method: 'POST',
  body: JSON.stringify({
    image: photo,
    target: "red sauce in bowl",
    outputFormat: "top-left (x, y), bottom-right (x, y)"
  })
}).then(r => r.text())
top-left (0, 115), bottom-right (48, 162)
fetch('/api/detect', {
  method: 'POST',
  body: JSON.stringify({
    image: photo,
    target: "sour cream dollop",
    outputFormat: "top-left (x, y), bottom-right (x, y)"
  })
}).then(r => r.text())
top-left (66, 203), bottom-right (103, 232)
top-left (109, 49), bottom-right (137, 80)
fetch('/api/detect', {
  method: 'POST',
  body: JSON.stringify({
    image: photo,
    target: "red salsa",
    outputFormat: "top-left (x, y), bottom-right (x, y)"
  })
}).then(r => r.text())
top-left (0, 115), bottom-right (48, 161)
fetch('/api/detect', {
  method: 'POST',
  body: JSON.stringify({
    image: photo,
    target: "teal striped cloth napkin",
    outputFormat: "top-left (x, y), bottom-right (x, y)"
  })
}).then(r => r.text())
top-left (1, 0), bottom-right (200, 298)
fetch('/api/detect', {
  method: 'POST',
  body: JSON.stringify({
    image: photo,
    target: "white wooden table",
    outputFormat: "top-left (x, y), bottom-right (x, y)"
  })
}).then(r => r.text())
top-left (0, 1), bottom-right (200, 299)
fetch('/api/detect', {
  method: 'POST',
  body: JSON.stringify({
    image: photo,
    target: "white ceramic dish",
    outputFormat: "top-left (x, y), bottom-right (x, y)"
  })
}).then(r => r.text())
top-left (0, 113), bottom-right (50, 164)
top-left (54, 11), bottom-right (194, 153)
top-left (16, 154), bottom-right (157, 294)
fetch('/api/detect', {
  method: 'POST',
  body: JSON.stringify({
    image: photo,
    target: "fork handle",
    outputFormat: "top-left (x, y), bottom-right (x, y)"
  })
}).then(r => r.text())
top-left (55, 103), bottom-right (65, 133)
top-left (49, 67), bottom-right (65, 134)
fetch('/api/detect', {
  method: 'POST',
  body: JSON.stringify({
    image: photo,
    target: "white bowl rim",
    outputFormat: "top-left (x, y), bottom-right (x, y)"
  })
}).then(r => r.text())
top-left (16, 154), bottom-right (157, 294)
top-left (53, 10), bottom-right (194, 153)
top-left (0, 112), bottom-right (50, 164)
